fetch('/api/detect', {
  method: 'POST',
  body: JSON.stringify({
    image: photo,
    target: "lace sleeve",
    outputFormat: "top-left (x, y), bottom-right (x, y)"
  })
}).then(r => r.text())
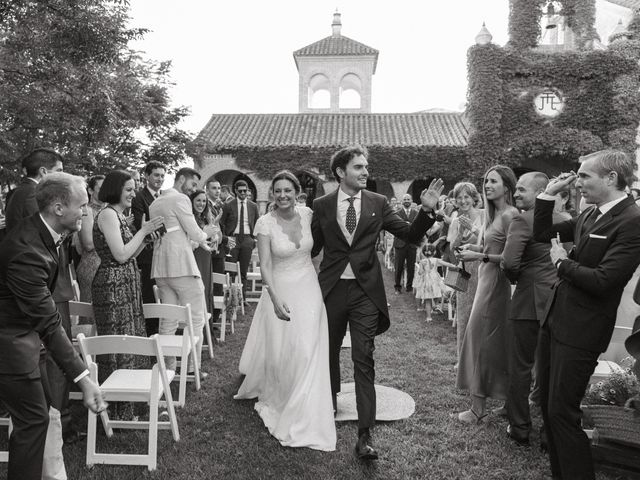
top-left (253, 213), bottom-right (271, 237)
top-left (298, 206), bottom-right (313, 226)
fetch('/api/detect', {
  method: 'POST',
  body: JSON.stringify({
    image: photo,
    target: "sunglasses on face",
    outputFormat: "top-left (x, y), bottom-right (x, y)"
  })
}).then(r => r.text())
top-left (237, 189), bottom-right (247, 193)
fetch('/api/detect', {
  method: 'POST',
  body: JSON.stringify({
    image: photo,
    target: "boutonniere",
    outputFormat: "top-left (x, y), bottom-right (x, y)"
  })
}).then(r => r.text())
top-left (372, 213), bottom-right (376, 217)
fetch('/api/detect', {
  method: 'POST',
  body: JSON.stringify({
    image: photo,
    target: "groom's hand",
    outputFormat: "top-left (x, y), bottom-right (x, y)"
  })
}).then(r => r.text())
top-left (420, 178), bottom-right (444, 211)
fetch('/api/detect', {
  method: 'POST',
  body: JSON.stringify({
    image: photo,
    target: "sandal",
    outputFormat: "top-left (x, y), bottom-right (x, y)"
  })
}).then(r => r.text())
top-left (455, 409), bottom-right (488, 425)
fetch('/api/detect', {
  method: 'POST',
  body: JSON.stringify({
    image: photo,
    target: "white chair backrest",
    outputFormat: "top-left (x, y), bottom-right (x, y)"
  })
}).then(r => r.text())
top-left (143, 303), bottom-right (192, 330)
top-left (78, 333), bottom-right (162, 362)
top-left (71, 279), bottom-right (81, 302)
top-left (69, 301), bottom-right (94, 319)
top-left (212, 272), bottom-right (229, 287)
top-left (610, 325), bottom-right (633, 344)
top-left (152, 285), bottom-right (161, 304)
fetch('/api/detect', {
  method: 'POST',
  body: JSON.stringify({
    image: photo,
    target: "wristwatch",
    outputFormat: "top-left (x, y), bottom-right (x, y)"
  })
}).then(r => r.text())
top-left (555, 258), bottom-right (563, 269)
top-left (482, 254), bottom-right (490, 263)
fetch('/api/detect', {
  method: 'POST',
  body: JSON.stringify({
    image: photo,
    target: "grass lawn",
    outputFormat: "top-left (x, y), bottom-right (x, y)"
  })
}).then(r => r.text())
top-left (1, 259), bottom-right (635, 479)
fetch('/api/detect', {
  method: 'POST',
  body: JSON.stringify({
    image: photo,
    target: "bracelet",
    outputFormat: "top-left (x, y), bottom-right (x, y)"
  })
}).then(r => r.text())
top-left (555, 258), bottom-right (563, 269)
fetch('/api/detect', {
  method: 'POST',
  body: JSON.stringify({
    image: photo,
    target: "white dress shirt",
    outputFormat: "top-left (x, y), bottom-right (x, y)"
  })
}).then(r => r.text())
top-left (337, 188), bottom-right (362, 279)
top-left (538, 191), bottom-right (627, 224)
top-left (233, 198), bottom-right (251, 235)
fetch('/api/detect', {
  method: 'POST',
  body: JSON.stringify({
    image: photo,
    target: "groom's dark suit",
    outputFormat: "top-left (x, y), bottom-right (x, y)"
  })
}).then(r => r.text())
top-left (311, 189), bottom-right (435, 430)
top-left (533, 195), bottom-right (640, 479)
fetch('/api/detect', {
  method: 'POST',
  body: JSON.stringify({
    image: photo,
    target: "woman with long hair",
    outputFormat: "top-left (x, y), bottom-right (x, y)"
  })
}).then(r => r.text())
top-left (235, 170), bottom-right (336, 451)
top-left (455, 165), bottom-right (518, 423)
top-left (75, 175), bottom-right (105, 302)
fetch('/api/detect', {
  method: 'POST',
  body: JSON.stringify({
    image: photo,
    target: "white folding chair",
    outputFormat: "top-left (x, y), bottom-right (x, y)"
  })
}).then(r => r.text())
top-left (69, 301), bottom-right (97, 401)
top-left (0, 416), bottom-right (11, 463)
top-left (225, 261), bottom-right (245, 315)
top-left (589, 325), bottom-right (633, 384)
top-left (71, 279), bottom-right (81, 303)
top-left (153, 285), bottom-right (213, 360)
top-left (246, 251), bottom-right (262, 303)
top-left (77, 333), bottom-right (179, 471)
top-left (143, 302), bottom-right (200, 408)
top-left (211, 272), bottom-right (234, 342)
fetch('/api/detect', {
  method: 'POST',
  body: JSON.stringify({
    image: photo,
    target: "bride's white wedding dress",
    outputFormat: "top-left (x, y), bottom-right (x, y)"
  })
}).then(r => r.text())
top-left (234, 206), bottom-right (336, 451)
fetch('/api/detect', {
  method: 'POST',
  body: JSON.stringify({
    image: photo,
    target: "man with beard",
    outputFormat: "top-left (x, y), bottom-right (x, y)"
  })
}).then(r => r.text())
top-left (393, 194), bottom-right (418, 294)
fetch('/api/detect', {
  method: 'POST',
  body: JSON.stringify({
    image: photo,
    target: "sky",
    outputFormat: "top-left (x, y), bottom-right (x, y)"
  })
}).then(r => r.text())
top-left (127, 1), bottom-right (512, 136)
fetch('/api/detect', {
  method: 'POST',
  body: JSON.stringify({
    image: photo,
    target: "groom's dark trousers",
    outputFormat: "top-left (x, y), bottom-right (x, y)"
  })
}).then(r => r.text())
top-left (326, 279), bottom-right (379, 429)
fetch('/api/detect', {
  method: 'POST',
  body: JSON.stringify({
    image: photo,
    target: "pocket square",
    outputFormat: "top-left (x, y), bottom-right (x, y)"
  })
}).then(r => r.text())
top-left (588, 233), bottom-right (607, 239)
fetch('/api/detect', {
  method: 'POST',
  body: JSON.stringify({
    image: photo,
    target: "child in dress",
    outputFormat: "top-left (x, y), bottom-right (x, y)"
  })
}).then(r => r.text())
top-left (414, 243), bottom-right (458, 322)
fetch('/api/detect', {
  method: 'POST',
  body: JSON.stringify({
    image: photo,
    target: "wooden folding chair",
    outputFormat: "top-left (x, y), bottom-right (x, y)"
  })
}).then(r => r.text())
top-left (224, 261), bottom-right (245, 315)
top-left (143, 302), bottom-right (200, 408)
top-left (0, 416), bottom-right (10, 463)
top-left (153, 285), bottom-right (214, 360)
top-left (211, 272), bottom-right (234, 342)
top-left (77, 333), bottom-right (179, 471)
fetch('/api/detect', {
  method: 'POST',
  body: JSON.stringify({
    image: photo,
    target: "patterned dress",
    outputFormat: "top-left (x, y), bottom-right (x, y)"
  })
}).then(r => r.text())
top-left (92, 206), bottom-right (147, 419)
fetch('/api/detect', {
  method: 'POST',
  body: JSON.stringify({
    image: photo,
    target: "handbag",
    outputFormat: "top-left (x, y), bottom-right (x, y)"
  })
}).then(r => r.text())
top-left (444, 262), bottom-right (471, 292)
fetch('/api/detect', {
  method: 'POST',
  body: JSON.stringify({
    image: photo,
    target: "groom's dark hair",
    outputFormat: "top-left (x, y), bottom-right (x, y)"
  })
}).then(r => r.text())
top-left (330, 145), bottom-right (368, 182)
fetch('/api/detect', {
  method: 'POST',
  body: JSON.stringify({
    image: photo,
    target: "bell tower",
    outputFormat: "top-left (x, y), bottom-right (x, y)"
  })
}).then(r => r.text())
top-left (293, 11), bottom-right (378, 113)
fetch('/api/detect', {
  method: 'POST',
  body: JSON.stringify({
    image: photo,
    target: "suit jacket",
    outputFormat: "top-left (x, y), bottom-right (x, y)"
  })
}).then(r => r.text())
top-left (220, 198), bottom-right (259, 238)
top-left (533, 195), bottom-right (640, 352)
top-left (5, 178), bottom-right (37, 232)
top-left (131, 187), bottom-right (156, 266)
top-left (5, 177), bottom-right (73, 302)
top-left (149, 188), bottom-right (207, 279)
top-left (0, 214), bottom-right (86, 377)
top-left (503, 209), bottom-right (560, 322)
top-left (393, 208), bottom-right (419, 249)
top-left (311, 189), bottom-right (435, 335)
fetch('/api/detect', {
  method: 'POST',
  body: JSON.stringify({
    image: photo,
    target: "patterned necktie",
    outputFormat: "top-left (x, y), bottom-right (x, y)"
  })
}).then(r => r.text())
top-left (239, 201), bottom-right (245, 241)
top-left (582, 207), bottom-right (601, 233)
top-left (154, 192), bottom-right (159, 199)
top-left (346, 197), bottom-right (356, 234)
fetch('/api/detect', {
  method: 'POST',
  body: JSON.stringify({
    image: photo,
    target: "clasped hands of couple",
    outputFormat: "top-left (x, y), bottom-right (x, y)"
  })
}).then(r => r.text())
top-left (268, 178), bottom-right (446, 323)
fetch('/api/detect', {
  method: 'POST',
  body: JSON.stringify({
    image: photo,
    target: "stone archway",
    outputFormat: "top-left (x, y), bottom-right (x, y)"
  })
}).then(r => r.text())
top-left (207, 169), bottom-right (258, 202)
top-left (294, 170), bottom-right (325, 207)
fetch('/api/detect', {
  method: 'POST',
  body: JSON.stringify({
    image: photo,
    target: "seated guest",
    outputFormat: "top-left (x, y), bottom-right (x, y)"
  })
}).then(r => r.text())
top-left (91, 170), bottom-right (164, 419)
top-left (0, 172), bottom-right (105, 480)
top-left (75, 175), bottom-right (104, 302)
top-left (533, 150), bottom-right (640, 479)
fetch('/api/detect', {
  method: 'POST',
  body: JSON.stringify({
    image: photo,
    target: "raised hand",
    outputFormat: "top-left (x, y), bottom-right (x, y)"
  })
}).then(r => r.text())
top-left (420, 178), bottom-right (444, 211)
top-left (141, 214), bottom-right (164, 235)
top-left (545, 171), bottom-right (577, 196)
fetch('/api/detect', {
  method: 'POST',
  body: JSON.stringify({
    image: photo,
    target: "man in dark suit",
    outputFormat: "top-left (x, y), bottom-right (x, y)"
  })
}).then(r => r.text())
top-left (131, 160), bottom-right (166, 336)
top-left (220, 180), bottom-right (259, 299)
top-left (502, 172), bottom-right (561, 446)
top-left (3, 148), bottom-right (80, 441)
top-left (533, 149), bottom-right (640, 480)
top-left (393, 193), bottom-right (419, 294)
top-left (311, 145), bottom-right (442, 460)
top-left (206, 179), bottom-right (230, 324)
top-left (0, 172), bottom-right (105, 480)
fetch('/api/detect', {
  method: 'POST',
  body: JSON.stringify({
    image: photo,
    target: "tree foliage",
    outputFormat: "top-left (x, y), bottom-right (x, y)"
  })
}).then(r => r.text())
top-left (0, 0), bottom-right (191, 183)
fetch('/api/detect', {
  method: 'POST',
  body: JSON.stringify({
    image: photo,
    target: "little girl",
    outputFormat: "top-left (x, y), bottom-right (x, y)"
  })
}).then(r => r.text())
top-left (414, 243), bottom-right (458, 322)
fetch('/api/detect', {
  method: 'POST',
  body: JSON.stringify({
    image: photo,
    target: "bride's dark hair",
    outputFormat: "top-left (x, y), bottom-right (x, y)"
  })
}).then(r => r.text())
top-left (270, 170), bottom-right (301, 209)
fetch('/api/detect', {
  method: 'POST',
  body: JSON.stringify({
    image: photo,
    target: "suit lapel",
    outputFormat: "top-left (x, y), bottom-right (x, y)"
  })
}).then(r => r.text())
top-left (575, 196), bottom-right (635, 256)
top-left (352, 191), bottom-right (372, 245)
top-left (34, 215), bottom-right (59, 264)
top-left (327, 191), bottom-right (350, 246)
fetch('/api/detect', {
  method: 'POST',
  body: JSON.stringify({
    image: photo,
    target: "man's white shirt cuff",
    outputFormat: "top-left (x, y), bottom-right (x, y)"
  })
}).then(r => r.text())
top-left (74, 369), bottom-right (90, 383)
top-left (537, 193), bottom-right (556, 201)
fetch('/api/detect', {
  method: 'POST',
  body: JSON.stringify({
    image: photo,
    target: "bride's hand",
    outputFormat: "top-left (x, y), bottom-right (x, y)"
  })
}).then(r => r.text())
top-left (272, 297), bottom-right (291, 321)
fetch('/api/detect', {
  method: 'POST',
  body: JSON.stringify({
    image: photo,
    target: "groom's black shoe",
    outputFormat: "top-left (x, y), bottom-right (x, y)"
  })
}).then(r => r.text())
top-left (355, 432), bottom-right (378, 461)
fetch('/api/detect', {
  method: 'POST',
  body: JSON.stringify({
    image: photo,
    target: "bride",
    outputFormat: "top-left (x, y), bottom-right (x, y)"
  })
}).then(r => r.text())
top-left (234, 170), bottom-right (336, 451)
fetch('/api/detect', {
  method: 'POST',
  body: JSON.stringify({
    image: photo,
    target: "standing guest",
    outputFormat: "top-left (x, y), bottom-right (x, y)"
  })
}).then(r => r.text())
top-left (150, 168), bottom-right (219, 373)
top-left (190, 189), bottom-right (222, 315)
top-left (389, 197), bottom-right (398, 212)
top-left (456, 165), bottom-right (518, 423)
top-left (220, 179), bottom-right (259, 301)
top-left (92, 170), bottom-right (164, 418)
top-left (4, 148), bottom-right (79, 441)
top-left (206, 179), bottom-right (222, 207)
top-left (448, 182), bottom-right (483, 367)
top-left (221, 184), bottom-right (235, 204)
top-left (127, 169), bottom-right (141, 190)
top-left (533, 150), bottom-right (640, 480)
top-left (311, 145), bottom-right (441, 460)
top-left (502, 172), bottom-right (560, 446)
top-left (75, 175), bottom-right (104, 302)
top-left (0, 172), bottom-right (106, 480)
top-left (131, 160), bottom-right (166, 335)
top-left (393, 194), bottom-right (419, 294)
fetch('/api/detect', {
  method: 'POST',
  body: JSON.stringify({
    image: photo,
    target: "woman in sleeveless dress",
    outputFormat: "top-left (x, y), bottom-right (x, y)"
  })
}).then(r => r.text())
top-left (75, 175), bottom-right (104, 303)
top-left (92, 170), bottom-right (164, 419)
top-left (455, 165), bottom-right (518, 424)
top-left (235, 170), bottom-right (336, 451)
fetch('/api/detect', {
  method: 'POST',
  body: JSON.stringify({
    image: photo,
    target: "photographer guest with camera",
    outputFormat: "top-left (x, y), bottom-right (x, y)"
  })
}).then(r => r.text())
top-left (92, 170), bottom-right (164, 419)
top-left (150, 168), bottom-right (219, 375)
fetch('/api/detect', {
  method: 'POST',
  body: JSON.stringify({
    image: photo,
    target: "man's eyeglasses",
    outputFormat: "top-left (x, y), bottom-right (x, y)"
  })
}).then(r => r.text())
top-left (237, 189), bottom-right (248, 193)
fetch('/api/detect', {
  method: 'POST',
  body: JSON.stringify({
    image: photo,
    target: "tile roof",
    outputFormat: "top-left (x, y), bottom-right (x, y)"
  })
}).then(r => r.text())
top-left (605, 0), bottom-right (640, 9)
top-left (293, 35), bottom-right (379, 72)
top-left (195, 113), bottom-right (468, 149)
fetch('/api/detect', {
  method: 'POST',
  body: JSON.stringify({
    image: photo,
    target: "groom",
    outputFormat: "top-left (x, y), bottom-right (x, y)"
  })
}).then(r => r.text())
top-left (311, 145), bottom-right (443, 460)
